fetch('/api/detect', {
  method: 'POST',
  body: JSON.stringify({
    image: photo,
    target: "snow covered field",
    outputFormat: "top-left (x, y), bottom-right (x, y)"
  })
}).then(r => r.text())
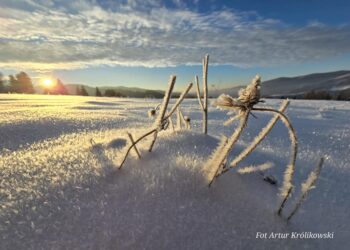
top-left (0, 94), bottom-right (349, 250)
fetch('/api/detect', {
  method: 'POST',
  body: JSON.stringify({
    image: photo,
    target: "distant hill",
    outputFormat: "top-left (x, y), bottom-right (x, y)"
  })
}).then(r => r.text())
top-left (212, 70), bottom-right (350, 100)
top-left (32, 70), bottom-right (350, 100)
top-left (65, 84), bottom-right (165, 98)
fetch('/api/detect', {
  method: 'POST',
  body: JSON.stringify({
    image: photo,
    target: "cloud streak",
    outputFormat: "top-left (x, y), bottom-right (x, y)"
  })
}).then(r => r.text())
top-left (0, 0), bottom-right (350, 71)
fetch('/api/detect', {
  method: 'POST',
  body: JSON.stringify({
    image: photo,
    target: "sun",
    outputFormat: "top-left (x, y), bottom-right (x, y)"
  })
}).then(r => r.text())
top-left (43, 79), bottom-right (53, 87)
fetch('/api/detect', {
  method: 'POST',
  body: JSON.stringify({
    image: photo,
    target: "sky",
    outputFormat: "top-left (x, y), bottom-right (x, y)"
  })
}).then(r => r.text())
top-left (0, 0), bottom-right (350, 90)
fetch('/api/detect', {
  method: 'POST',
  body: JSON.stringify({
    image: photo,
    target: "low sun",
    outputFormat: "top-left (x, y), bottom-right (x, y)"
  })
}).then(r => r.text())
top-left (43, 79), bottom-right (53, 87)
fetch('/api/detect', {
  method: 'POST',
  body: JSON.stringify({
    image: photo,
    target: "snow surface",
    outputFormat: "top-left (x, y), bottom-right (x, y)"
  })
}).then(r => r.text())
top-left (0, 94), bottom-right (349, 249)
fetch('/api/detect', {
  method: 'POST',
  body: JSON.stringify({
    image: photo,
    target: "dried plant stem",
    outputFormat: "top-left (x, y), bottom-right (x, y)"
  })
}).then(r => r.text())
top-left (287, 157), bottom-right (324, 221)
top-left (148, 131), bottom-right (158, 152)
top-left (195, 75), bottom-right (204, 110)
top-left (120, 80), bottom-right (192, 166)
top-left (179, 109), bottom-right (187, 128)
top-left (168, 116), bottom-right (174, 131)
top-left (148, 81), bottom-right (193, 152)
top-left (229, 100), bottom-right (290, 169)
top-left (237, 162), bottom-right (274, 174)
top-left (224, 113), bottom-right (242, 126)
top-left (176, 108), bottom-right (182, 130)
top-left (277, 186), bottom-right (293, 215)
top-left (195, 54), bottom-right (209, 134)
top-left (203, 54), bottom-right (209, 134)
top-left (148, 75), bottom-right (176, 152)
top-left (203, 136), bottom-right (228, 184)
top-left (127, 133), bottom-right (141, 159)
top-left (155, 75), bottom-right (176, 126)
top-left (207, 111), bottom-right (249, 187)
top-left (165, 82), bottom-right (193, 120)
top-left (119, 128), bottom-right (157, 169)
top-left (250, 107), bottom-right (298, 212)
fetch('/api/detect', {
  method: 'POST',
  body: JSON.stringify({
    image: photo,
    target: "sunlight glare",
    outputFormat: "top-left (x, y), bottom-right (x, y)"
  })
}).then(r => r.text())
top-left (43, 79), bottom-right (53, 87)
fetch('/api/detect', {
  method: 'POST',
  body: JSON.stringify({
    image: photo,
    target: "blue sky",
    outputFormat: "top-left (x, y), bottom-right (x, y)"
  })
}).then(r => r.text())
top-left (0, 0), bottom-right (350, 90)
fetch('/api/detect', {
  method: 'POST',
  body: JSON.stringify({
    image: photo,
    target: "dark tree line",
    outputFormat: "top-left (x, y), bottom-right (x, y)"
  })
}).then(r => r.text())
top-left (303, 90), bottom-right (350, 101)
top-left (104, 89), bottom-right (125, 97)
top-left (0, 71), bottom-right (93, 96)
top-left (76, 85), bottom-right (89, 96)
top-left (0, 72), bottom-right (35, 94)
top-left (0, 72), bottom-right (4, 93)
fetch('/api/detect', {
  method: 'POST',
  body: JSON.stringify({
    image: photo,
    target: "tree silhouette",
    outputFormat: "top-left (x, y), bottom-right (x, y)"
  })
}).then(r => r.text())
top-left (304, 90), bottom-right (332, 100)
top-left (96, 87), bottom-right (102, 97)
top-left (76, 86), bottom-right (81, 95)
top-left (104, 89), bottom-right (125, 97)
top-left (10, 72), bottom-right (34, 94)
top-left (16, 72), bottom-right (34, 94)
top-left (9, 75), bottom-right (20, 93)
top-left (0, 72), bottom-right (5, 93)
top-left (80, 86), bottom-right (89, 96)
top-left (54, 79), bottom-right (68, 95)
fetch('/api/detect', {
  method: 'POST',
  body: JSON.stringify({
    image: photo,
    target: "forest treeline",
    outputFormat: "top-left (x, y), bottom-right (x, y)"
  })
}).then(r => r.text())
top-left (0, 71), bottom-right (123, 97)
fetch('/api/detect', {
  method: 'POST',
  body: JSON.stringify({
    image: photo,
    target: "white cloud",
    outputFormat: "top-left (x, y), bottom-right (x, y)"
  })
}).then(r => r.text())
top-left (0, 0), bottom-right (350, 71)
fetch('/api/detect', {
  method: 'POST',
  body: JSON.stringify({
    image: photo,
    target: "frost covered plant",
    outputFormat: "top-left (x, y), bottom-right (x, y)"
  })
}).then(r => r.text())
top-left (205, 75), bottom-right (298, 214)
top-left (118, 75), bottom-right (193, 169)
top-left (286, 157), bottom-right (325, 221)
top-left (205, 75), bottom-right (263, 186)
top-left (127, 133), bottom-right (141, 159)
top-left (237, 162), bottom-right (274, 174)
top-left (176, 107), bottom-right (191, 130)
top-left (183, 116), bottom-right (191, 130)
top-left (195, 54), bottom-right (209, 134)
top-left (148, 104), bottom-right (161, 118)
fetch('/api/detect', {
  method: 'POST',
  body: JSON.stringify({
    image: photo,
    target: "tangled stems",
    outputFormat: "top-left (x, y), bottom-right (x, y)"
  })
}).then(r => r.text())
top-left (119, 128), bottom-right (157, 169)
top-left (229, 100), bottom-right (290, 170)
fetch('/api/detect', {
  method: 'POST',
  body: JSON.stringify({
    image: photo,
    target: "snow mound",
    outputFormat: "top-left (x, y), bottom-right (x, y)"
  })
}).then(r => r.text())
top-left (1, 95), bottom-right (349, 250)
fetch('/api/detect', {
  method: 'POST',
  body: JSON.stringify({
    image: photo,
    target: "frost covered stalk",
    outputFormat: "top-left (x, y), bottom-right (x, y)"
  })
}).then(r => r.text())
top-left (206, 112), bottom-right (249, 187)
top-left (127, 133), bottom-right (141, 159)
top-left (206, 75), bottom-right (299, 194)
top-left (118, 79), bottom-right (193, 169)
top-left (229, 100), bottom-right (290, 169)
top-left (205, 75), bottom-right (261, 186)
top-left (176, 107), bottom-right (190, 130)
top-left (203, 135), bottom-right (228, 184)
top-left (287, 157), bottom-right (325, 221)
top-left (237, 162), bottom-right (274, 174)
top-left (249, 107), bottom-right (298, 213)
top-left (183, 116), bottom-right (191, 130)
top-left (168, 116), bottom-right (174, 131)
top-left (176, 107), bottom-right (182, 130)
top-left (277, 186), bottom-right (293, 216)
top-left (195, 54), bottom-right (209, 134)
top-left (148, 75), bottom-right (176, 152)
